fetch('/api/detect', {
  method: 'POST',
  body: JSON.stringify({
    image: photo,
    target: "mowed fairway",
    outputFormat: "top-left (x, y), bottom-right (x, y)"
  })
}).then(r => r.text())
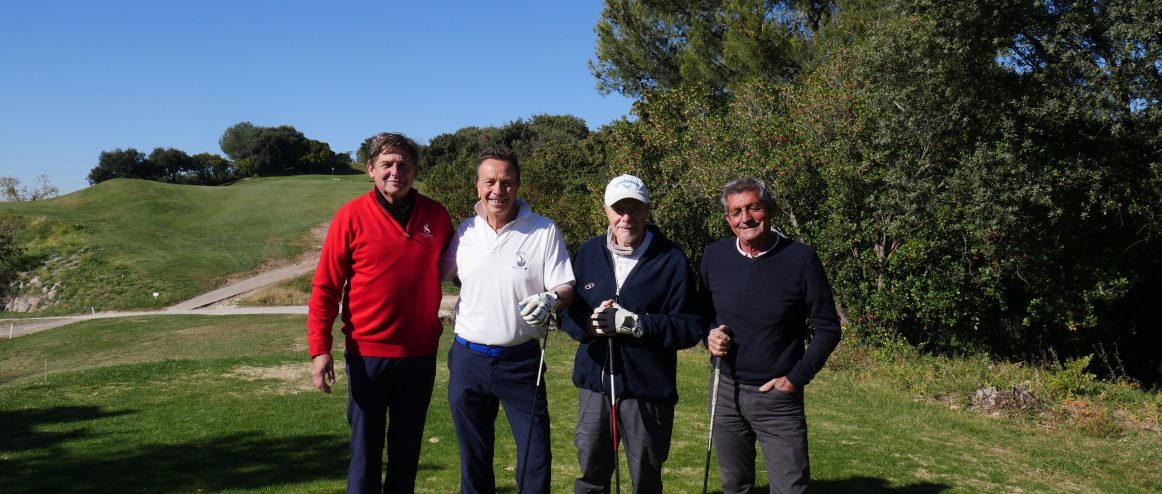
top-left (1, 315), bottom-right (1159, 493)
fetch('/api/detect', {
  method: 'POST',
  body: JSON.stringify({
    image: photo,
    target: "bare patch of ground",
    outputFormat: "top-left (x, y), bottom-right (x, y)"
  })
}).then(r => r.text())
top-left (226, 362), bottom-right (318, 395)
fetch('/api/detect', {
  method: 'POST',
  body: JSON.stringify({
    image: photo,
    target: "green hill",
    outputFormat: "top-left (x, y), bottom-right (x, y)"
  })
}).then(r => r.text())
top-left (0, 175), bottom-right (371, 314)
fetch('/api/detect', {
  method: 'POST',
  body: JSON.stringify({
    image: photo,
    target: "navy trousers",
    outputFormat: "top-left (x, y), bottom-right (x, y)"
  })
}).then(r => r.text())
top-left (346, 353), bottom-right (437, 494)
top-left (447, 338), bottom-right (551, 494)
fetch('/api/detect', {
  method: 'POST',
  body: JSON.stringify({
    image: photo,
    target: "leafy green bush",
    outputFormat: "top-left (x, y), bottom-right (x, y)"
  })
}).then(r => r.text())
top-left (1044, 355), bottom-right (1099, 402)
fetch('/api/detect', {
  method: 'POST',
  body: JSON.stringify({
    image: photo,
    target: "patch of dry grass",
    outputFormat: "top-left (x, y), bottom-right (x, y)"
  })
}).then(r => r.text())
top-left (236, 273), bottom-right (313, 307)
top-left (225, 363), bottom-right (317, 395)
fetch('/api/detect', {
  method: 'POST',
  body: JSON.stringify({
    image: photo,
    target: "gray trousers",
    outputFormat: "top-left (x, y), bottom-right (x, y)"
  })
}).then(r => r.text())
top-left (712, 373), bottom-right (809, 494)
top-left (573, 388), bottom-right (674, 494)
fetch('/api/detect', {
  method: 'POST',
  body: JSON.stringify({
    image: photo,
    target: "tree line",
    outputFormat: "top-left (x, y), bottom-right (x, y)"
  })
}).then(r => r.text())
top-left (85, 122), bottom-right (355, 186)
top-left (419, 0), bottom-right (1161, 387)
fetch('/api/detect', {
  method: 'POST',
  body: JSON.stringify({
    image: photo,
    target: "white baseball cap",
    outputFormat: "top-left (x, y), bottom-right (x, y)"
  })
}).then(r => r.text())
top-left (604, 174), bottom-right (649, 206)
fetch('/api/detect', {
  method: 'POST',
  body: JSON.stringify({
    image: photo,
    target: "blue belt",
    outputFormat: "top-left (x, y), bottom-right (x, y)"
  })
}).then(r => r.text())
top-left (454, 335), bottom-right (536, 358)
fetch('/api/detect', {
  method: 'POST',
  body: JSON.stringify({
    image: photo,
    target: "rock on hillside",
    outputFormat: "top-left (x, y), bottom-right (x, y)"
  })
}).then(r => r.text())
top-left (3, 249), bottom-right (86, 312)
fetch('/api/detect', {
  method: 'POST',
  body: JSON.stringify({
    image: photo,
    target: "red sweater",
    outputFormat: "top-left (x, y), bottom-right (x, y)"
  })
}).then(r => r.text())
top-left (307, 190), bottom-right (453, 358)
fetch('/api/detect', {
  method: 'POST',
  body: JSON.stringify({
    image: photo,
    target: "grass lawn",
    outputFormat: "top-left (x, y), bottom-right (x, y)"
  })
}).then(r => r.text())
top-left (1, 315), bottom-right (1159, 493)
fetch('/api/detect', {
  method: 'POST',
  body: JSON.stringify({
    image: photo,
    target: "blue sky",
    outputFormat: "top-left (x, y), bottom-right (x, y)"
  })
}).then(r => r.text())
top-left (0, 1), bottom-right (634, 194)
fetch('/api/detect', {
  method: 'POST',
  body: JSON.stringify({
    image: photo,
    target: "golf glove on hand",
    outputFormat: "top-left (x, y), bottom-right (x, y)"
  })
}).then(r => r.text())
top-left (519, 291), bottom-right (560, 327)
top-left (590, 303), bottom-right (643, 337)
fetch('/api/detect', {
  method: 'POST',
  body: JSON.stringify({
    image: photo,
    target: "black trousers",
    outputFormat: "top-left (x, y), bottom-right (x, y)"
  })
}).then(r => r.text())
top-left (346, 353), bottom-right (437, 494)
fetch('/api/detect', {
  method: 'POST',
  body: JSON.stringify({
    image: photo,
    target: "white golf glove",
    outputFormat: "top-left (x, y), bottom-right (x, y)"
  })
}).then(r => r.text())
top-left (519, 291), bottom-right (560, 327)
top-left (590, 303), bottom-right (643, 337)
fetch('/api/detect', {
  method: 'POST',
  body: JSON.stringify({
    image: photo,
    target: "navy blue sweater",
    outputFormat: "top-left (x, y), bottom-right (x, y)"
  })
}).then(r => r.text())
top-left (560, 227), bottom-right (704, 405)
top-left (700, 235), bottom-right (841, 389)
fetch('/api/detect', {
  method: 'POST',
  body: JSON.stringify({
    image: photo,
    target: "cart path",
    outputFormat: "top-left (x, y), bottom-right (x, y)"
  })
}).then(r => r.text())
top-left (1, 294), bottom-right (458, 339)
top-left (1, 225), bottom-right (459, 339)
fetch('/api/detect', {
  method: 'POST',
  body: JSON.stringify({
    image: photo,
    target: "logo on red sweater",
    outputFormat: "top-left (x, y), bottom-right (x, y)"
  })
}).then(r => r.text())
top-left (419, 223), bottom-right (434, 239)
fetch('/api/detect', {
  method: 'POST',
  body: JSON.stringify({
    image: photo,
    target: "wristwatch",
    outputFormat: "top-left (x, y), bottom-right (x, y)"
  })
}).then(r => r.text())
top-left (621, 316), bottom-right (644, 338)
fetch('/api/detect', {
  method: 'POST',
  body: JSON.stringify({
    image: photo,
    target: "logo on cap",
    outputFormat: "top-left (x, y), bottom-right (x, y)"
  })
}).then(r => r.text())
top-left (604, 174), bottom-right (649, 206)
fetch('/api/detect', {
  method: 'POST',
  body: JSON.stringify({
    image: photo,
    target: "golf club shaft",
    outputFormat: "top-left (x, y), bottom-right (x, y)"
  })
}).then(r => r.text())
top-left (608, 338), bottom-right (620, 494)
top-left (702, 357), bottom-right (722, 494)
top-left (517, 329), bottom-right (549, 494)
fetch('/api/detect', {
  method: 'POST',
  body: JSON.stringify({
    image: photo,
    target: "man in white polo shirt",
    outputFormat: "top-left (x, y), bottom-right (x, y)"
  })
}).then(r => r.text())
top-left (444, 147), bottom-right (575, 494)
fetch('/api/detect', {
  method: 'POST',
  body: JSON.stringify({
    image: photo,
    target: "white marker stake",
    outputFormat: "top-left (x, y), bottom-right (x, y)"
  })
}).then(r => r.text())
top-left (8, 323), bottom-right (12, 339)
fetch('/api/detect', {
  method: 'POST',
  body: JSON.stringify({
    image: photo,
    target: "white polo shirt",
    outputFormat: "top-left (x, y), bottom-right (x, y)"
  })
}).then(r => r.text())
top-left (449, 199), bottom-right (575, 346)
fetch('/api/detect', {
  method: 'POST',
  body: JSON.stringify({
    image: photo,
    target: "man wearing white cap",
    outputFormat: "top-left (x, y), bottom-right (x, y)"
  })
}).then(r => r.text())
top-left (559, 174), bottom-right (704, 494)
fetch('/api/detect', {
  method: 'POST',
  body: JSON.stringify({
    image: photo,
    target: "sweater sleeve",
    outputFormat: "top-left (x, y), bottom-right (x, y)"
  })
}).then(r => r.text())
top-left (785, 251), bottom-right (842, 388)
top-left (560, 293), bottom-right (593, 342)
top-left (306, 210), bottom-right (354, 357)
top-left (699, 250), bottom-right (719, 339)
top-left (559, 245), bottom-right (597, 343)
top-left (639, 251), bottom-right (705, 351)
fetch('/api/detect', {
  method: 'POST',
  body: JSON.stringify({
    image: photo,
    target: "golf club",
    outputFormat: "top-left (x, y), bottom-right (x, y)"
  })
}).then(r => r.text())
top-left (517, 311), bottom-right (552, 494)
top-left (608, 337), bottom-right (621, 494)
top-left (702, 355), bottom-right (722, 494)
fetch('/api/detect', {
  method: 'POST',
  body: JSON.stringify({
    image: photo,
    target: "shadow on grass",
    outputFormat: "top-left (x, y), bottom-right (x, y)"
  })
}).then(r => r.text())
top-left (703, 478), bottom-right (950, 494)
top-left (0, 405), bottom-right (133, 452)
top-left (809, 476), bottom-right (951, 493)
top-left (1, 405), bottom-right (354, 493)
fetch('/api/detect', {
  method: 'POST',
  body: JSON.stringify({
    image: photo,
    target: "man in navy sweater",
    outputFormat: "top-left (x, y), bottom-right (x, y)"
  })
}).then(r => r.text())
top-left (560, 174), bottom-right (704, 494)
top-left (702, 177), bottom-right (841, 494)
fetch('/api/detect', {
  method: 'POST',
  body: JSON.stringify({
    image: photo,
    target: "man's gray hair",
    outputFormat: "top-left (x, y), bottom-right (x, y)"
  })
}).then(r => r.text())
top-left (720, 177), bottom-right (774, 212)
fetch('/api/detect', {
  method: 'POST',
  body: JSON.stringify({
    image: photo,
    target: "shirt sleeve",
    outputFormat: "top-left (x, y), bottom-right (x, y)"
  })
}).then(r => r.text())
top-left (541, 223), bottom-right (575, 291)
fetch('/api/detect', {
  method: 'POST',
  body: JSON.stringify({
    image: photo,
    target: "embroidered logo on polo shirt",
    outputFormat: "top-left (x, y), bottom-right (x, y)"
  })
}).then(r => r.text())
top-left (584, 282), bottom-right (595, 290)
top-left (514, 252), bottom-right (529, 270)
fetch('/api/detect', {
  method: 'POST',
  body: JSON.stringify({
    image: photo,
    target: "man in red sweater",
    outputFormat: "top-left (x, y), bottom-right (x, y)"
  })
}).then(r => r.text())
top-left (307, 132), bottom-right (454, 494)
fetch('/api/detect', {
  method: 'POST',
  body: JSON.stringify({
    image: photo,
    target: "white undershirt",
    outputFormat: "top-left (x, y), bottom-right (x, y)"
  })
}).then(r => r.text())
top-left (736, 235), bottom-right (778, 258)
top-left (610, 230), bottom-right (654, 290)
